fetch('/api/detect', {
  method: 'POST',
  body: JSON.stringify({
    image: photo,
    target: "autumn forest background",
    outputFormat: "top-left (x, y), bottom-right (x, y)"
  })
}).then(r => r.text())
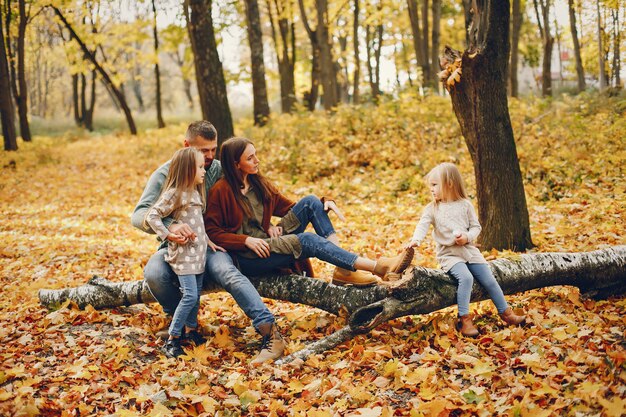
top-left (1, 0), bottom-right (626, 415)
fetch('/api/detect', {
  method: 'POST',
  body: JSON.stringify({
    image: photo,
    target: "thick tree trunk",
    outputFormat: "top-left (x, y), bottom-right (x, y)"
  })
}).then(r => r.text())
top-left (431, 0), bottom-right (441, 88)
top-left (352, 0), bottom-right (360, 104)
top-left (52, 7), bottom-right (137, 135)
top-left (568, 0), bottom-right (586, 92)
top-left (0, 12), bottom-right (17, 151)
top-left (38, 247), bottom-right (626, 359)
top-left (152, 0), bottom-right (165, 129)
top-left (510, 0), bottom-right (522, 97)
top-left (316, 0), bottom-right (338, 110)
top-left (185, 0), bottom-right (234, 146)
top-left (439, 0), bottom-right (533, 251)
top-left (244, 0), bottom-right (270, 125)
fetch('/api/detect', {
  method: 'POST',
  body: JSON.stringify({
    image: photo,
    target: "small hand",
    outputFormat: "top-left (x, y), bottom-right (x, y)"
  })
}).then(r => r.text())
top-left (454, 233), bottom-right (469, 246)
top-left (207, 238), bottom-right (226, 253)
top-left (324, 200), bottom-right (346, 221)
top-left (268, 225), bottom-right (283, 238)
top-left (169, 223), bottom-right (197, 242)
top-left (245, 236), bottom-right (271, 258)
top-left (404, 239), bottom-right (419, 250)
top-left (167, 233), bottom-right (188, 244)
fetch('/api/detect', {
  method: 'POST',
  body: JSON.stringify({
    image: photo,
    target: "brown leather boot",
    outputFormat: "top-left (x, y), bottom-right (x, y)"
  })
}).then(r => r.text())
top-left (499, 308), bottom-right (526, 326)
top-left (456, 315), bottom-right (479, 337)
top-left (250, 323), bottom-right (286, 365)
top-left (332, 268), bottom-right (377, 287)
top-left (373, 248), bottom-right (415, 278)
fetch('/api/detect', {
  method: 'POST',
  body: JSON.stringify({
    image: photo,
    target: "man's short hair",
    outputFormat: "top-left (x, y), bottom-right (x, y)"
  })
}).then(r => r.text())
top-left (186, 121), bottom-right (217, 142)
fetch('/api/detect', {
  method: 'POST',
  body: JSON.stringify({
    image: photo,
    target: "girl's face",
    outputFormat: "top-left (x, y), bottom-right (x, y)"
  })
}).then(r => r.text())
top-left (236, 144), bottom-right (260, 176)
top-left (194, 155), bottom-right (206, 185)
top-left (429, 177), bottom-right (442, 202)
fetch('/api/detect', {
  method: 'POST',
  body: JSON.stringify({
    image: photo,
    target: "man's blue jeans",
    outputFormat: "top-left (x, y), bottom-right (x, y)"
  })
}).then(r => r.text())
top-left (168, 273), bottom-right (202, 337)
top-left (144, 249), bottom-right (275, 330)
top-left (447, 262), bottom-right (509, 317)
top-left (237, 195), bottom-right (359, 276)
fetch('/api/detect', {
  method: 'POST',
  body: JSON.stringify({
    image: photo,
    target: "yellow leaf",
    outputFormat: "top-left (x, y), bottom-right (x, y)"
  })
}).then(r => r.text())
top-left (597, 396), bottom-right (626, 417)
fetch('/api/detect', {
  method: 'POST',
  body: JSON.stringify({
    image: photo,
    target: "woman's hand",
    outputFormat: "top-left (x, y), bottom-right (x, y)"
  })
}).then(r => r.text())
top-left (268, 224), bottom-right (283, 238)
top-left (207, 238), bottom-right (226, 253)
top-left (245, 236), bottom-right (271, 258)
top-left (323, 200), bottom-right (346, 221)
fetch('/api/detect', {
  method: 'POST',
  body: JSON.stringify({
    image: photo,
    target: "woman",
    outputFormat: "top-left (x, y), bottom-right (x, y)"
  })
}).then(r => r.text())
top-left (205, 137), bottom-right (413, 287)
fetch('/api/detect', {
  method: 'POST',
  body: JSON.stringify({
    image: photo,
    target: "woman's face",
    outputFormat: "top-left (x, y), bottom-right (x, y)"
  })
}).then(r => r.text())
top-left (236, 144), bottom-right (260, 176)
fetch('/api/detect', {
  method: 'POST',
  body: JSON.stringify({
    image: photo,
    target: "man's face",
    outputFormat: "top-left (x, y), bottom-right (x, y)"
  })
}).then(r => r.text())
top-left (185, 136), bottom-right (218, 168)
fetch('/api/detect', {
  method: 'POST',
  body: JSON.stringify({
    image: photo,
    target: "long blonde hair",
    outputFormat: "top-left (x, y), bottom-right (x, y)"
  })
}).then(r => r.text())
top-left (160, 147), bottom-right (206, 215)
top-left (427, 162), bottom-right (468, 204)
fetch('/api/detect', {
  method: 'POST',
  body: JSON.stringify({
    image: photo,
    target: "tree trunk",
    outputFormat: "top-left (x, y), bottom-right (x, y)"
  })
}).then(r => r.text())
top-left (568, 0), bottom-right (586, 92)
top-left (38, 247), bottom-right (626, 360)
top-left (298, 0), bottom-right (320, 110)
top-left (84, 70), bottom-right (96, 131)
top-left (52, 7), bottom-right (137, 135)
top-left (439, 0), bottom-right (533, 251)
top-left (0, 11), bottom-right (17, 151)
top-left (510, 0), bottom-right (522, 97)
top-left (407, 0), bottom-right (424, 84)
top-left (365, 25), bottom-right (378, 99)
top-left (611, 8), bottom-right (620, 88)
top-left (72, 73), bottom-right (80, 125)
top-left (431, 0), bottom-right (441, 88)
top-left (244, 0), bottom-right (270, 125)
top-left (352, 0), bottom-right (360, 104)
top-left (15, 0), bottom-right (31, 142)
top-left (152, 0), bottom-right (165, 129)
top-left (267, 0), bottom-right (297, 113)
top-left (533, 0), bottom-right (553, 97)
top-left (183, 78), bottom-right (194, 109)
top-left (185, 0), bottom-right (234, 146)
top-left (596, 0), bottom-right (607, 89)
top-left (555, 18), bottom-right (563, 83)
top-left (421, 0), bottom-right (430, 85)
top-left (316, 0), bottom-right (338, 110)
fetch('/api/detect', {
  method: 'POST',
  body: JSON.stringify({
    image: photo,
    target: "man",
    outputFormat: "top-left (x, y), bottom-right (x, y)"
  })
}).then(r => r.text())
top-left (131, 121), bottom-right (284, 364)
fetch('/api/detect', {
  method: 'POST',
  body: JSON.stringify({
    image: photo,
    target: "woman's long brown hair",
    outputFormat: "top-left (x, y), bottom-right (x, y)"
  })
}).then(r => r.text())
top-left (220, 137), bottom-right (276, 218)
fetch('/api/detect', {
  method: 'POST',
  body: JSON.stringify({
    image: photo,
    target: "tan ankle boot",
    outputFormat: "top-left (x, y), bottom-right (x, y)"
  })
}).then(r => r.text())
top-left (499, 308), bottom-right (526, 326)
top-left (251, 323), bottom-right (286, 365)
top-left (373, 248), bottom-right (415, 278)
top-left (332, 268), bottom-right (377, 287)
top-left (457, 315), bottom-right (479, 337)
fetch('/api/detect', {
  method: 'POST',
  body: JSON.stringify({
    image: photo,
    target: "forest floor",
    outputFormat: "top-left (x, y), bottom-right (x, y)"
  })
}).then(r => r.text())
top-left (0, 91), bottom-right (625, 416)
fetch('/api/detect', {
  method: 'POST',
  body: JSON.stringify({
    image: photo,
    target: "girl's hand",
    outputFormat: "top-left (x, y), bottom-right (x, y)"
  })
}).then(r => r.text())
top-left (268, 225), bottom-right (283, 238)
top-left (207, 238), bottom-right (226, 253)
top-left (169, 223), bottom-right (197, 242)
top-left (167, 233), bottom-right (188, 244)
top-left (454, 233), bottom-right (469, 246)
top-left (404, 239), bottom-right (419, 249)
top-left (245, 236), bottom-right (271, 258)
top-left (323, 200), bottom-right (346, 221)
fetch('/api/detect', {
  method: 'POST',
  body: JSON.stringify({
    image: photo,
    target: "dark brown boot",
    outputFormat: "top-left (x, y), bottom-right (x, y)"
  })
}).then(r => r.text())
top-left (456, 315), bottom-right (479, 337)
top-left (499, 308), bottom-right (526, 326)
top-left (251, 323), bottom-right (286, 365)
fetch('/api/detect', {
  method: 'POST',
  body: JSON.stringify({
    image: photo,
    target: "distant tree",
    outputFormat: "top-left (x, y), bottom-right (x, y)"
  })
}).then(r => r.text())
top-left (298, 0), bottom-right (320, 110)
top-left (568, 0), bottom-right (586, 92)
top-left (407, 0), bottom-right (425, 84)
top-left (430, 0), bottom-right (441, 87)
top-left (161, 24), bottom-right (195, 110)
top-left (266, 0), bottom-right (297, 112)
top-left (244, 0), bottom-right (270, 125)
top-left (365, 1), bottom-right (383, 101)
top-left (0, 7), bottom-right (17, 151)
top-left (509, 0), bottom-right (522, 97)
top-left (184, 0), bottom-right (234, 146)
top-left (533, 0), bottom-right (554, 97)
top-left (352, 0), bottom-right (361, 103)
top-left (609, 5), bottom-right (620, 88)
top-left (151, 0), bottom-right (165, 128)
top-left (595, 0), bottom-right (607, 89)
top-left (439, 0), bottom-right (533, 251)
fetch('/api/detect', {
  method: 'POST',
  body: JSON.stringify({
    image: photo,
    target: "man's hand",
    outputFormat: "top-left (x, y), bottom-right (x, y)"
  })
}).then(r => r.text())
top-left (323, 200), bottom-right (346, 221)
top-left (268, 225), bottom-right (283, 238)
top-left (245, 236), bottom-right (271, 258)
top-left (169, 223), bottom-right (197, 243)
top-left (207, 238), bottom-right (226, 253)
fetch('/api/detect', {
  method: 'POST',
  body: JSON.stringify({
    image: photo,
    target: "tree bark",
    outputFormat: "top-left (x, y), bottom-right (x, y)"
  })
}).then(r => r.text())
top-left (510, 0), bottom-right (522, 97)
top-left (407, 0), bottom-right (424, 83)
top-left (267, 0), bottom-right (297, 113)
top-left (10, 0), bottom-right (32, 142)
top-left (185, 0), bottom-right (234, 147)
top-left (533, 0), bottom-right (553, 97)
top-left (596, 0), bottom-right (607, 89)
top-left (52, 7), bottom-right (137, 135)
top-left (430, 0), bottom-right (441, 88)
top-left (316, 0), bottom-right (338, 110)
top-left (38, 247), bottom-right (626, 360)
top-left (611, 7), bottom-right (620, 88)
top-left (298, 0), bottom-right (320, 110)
top-left (0, 9), bottom-right (17, 151)
top-left (352, 0), bottom-right (360, 104)
top-left (421, 0), bottom-right (430, 85)
top-left (244, 0), bottom-right (271, 125)
top-left (152, 0), bottom-right (165, 129)
top-left (568, 0), bottom-right (586, 92)
top-left (439, 0), bottom-right (533, 251)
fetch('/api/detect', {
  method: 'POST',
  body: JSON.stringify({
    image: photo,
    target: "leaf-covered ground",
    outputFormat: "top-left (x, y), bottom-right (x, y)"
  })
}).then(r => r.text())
top-left (1, 92), bottom-right (625, 416)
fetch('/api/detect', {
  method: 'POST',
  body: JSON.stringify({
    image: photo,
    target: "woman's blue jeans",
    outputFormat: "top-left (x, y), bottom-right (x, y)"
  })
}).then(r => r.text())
top-left (236, 195), bottom-right (359, 276)
top-left (168, 273), bottom-right (203, 337)
top-left (447, 262), bottom-right (509, 316)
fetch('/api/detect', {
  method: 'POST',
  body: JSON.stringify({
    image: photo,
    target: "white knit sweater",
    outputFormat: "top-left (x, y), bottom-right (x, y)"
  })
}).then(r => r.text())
top-left (411, 199), bottom-right (487, 272)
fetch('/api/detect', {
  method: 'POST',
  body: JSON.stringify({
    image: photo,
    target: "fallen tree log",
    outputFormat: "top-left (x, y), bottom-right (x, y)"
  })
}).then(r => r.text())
top-left (39, 246), bottom-right (626, 361)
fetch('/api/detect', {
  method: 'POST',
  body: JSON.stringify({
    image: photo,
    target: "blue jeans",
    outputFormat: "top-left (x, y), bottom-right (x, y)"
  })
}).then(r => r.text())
top-left (236, 195), bottom-right (358, 276)
top-left (168, 274), bottom-right (203, 337)
top-left (144, 249), bottom-right (275, 331)
top-left (447, 262), bottom-right (509, 316)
